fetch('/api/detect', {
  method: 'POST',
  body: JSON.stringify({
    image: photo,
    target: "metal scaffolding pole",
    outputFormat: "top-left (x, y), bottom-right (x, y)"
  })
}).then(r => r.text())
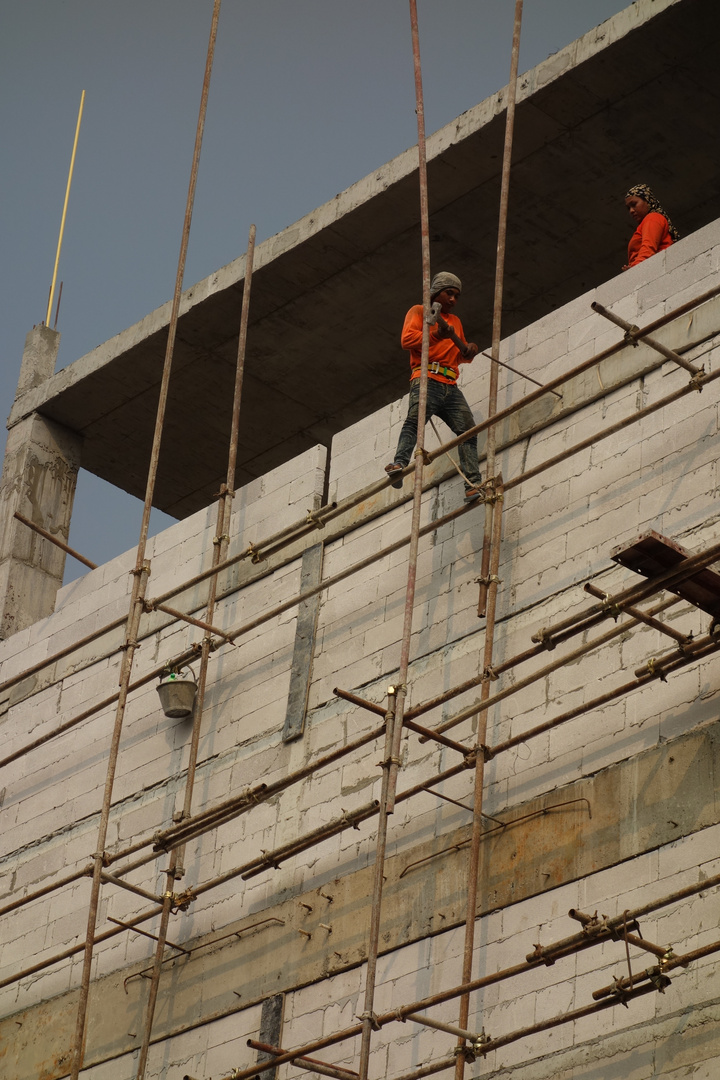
top-left (358, 5), bottom-right (433, 1076)
top-left (133, 219), bottom-right (255, 1080)
top-left (68, 3), bottom-right (223, 1075)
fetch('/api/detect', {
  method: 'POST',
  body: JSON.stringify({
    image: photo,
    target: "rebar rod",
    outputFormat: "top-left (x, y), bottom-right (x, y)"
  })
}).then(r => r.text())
top-left (182, 747), bottom-right (471, 906)
top-left (134, 220), bottom-right (256, 1080)
top-left (69, 3), bottom-right (222, 1073)
top-left (591, 301), bottom-right (702, 376)
top-left (13, 510), bottom-right (98, 569)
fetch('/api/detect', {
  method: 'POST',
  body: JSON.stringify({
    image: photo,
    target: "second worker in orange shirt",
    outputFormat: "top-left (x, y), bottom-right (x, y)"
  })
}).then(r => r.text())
top-left (385, 272), bottom-right (485, 500)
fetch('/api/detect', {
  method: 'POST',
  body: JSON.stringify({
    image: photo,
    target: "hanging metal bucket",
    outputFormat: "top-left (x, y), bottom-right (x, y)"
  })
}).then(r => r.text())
top-left (157, 668), bottom-right (197, 719)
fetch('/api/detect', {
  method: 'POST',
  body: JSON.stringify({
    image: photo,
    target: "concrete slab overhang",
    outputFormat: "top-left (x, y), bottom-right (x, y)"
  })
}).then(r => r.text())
top-left (10, 0), bottom-right (720, 518)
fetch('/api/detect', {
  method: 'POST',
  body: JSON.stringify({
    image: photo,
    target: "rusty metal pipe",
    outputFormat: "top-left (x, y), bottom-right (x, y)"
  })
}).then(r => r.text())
top-left (134, 222), bottom-right (257, 1080)
top-left (13, 510), bottom-right (98, 569)
top-left (155, 725), bottom-right (384, 851)
top-left (98, 870), bottom-right (164, 906)
top-left (69, 563), bottom-right (150, 1079)
top-left (457, 480), bottom-right (505, 1066)
top-left (584, 582), bottom-right (690, 644)
top-left (591, 301), bottom-right (702, 376)
top-left (218, 861), bottom-right (720, 1080)
top-left (477, 0), bottom-right (522, 623)
top-left (247, 1040), bottom-right (359, 1080)
top-left (70, 3), bottom-right (223, 1071)
top-left (434, 597), bottom-right (675, 738)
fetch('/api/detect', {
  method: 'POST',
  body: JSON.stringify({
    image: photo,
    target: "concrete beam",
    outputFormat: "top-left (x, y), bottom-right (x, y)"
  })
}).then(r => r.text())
top-left (9, 0), bottom-right (720, 518)
top-left (0, 328), bottom-right (82, 638)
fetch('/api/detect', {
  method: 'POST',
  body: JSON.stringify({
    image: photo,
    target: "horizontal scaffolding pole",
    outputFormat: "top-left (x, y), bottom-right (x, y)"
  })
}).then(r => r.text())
top-left (247, 1040), bottom-right (359, 1080)
top-left (2, 282), bottom-right (717, 719)
top-left (220, 864), bottom-right (720, 1080)
top-left (591, 301), bottom-right (703, 377)
top-left (13, 511), bottom-right (98, 569)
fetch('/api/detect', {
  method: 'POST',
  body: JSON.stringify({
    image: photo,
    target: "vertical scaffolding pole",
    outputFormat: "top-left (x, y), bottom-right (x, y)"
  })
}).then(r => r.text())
top-left (477, 0), bottom-right (522, 618)
top-left (68, 3), bottom-right (223, 1076)
top-left (133, 223), bottom-right (255, 1080)
top-left (357, 4), bottom-right (433, 1077)
top-left (457, 2), bottom-right (523, 1075)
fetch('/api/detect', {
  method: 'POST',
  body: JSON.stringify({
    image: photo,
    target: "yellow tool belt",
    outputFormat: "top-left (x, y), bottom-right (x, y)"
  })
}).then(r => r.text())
top-left (412, 363), bottom-right (458, 381)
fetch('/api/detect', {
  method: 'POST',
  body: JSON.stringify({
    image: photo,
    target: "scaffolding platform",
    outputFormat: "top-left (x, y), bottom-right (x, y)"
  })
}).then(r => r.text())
top-left (611, 530), bottom-right (720, 618)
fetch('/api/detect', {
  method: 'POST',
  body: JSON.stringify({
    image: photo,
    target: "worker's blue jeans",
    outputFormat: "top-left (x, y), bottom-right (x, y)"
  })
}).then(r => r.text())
top-left (393, 378), bottom-right (482, 489)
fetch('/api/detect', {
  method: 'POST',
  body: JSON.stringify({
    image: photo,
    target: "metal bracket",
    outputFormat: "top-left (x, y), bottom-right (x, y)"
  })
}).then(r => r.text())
top-left (358, 1010), bottom-right (381, 1031)
top-left (531, 627), bottom-right (556, 650)
top-left (305, 509), bottom-right (326, 529)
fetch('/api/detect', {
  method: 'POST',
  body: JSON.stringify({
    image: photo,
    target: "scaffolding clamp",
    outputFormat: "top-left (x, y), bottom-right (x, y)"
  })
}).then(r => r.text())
top-left (246, 542), bottom-right (265, 564)
top-left (623, 324), bottom-right (641, 347)
top-left (689, 369), bottom-right (705, 393)
top-left (646, 657), bottom-right (667, 682)
top-left (475, 573), bottom-right (501, 587)
top-left (213, 533), bottom-right (230, 546)
top-left (482, 665), bottom-right (499, 682)
top-left (358, 1010), bottom-right (381, 1031)
top-left (474, 1029), bottom-right (492, 1057)
top-left (531, 627), bottom-right (556, 650)
top-left (609, 975), bottom-right (631, 1007)
top-left (305, 508), bottom-right (326, 529)
top-left (172, 888), bottom-right (195, 912)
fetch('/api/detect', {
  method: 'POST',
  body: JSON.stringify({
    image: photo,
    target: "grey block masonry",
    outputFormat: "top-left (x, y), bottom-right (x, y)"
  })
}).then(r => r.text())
top-left (2, 221), bottom-right (720, 1078)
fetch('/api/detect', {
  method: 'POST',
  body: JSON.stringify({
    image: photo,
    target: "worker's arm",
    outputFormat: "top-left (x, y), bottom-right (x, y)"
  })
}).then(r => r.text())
top-left (401, 305), bottom-right (442, 351)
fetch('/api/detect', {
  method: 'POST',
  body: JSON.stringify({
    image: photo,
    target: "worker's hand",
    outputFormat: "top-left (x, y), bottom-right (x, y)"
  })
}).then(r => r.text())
top-left (464, 342), bottom-right (479, 358)
top-left (621, 264), bottom-right (629, 272)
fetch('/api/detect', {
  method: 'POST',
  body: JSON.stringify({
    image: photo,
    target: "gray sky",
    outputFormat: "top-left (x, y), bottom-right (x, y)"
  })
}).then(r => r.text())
top-left (1, 0), bottom-right (629, 582)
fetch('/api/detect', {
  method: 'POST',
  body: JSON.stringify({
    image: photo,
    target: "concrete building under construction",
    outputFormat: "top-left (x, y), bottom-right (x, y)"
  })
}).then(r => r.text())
top-left (2, 1), bottom-right (720, 1077)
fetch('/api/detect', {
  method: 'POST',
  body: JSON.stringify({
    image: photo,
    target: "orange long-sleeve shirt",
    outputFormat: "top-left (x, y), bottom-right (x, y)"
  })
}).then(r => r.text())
top-left (401, 305), bottom-right (470, 384)
top-left (627, 211), bottom-right (673, 267)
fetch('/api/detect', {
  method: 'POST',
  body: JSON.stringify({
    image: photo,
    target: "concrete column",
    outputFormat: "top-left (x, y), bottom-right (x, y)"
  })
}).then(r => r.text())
top-left (0, 326), bottom-right (82, 639)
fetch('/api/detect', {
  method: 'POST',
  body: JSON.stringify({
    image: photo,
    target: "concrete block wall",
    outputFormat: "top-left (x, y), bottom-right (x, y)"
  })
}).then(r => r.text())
top-left (3, 221), bottom-right (720, 1077)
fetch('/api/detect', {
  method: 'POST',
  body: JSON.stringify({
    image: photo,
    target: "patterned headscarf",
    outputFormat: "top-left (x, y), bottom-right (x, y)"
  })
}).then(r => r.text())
top-left (625, 184), bottom-right (679, 242)
top-left (430, 272), bottom-right (462, 299)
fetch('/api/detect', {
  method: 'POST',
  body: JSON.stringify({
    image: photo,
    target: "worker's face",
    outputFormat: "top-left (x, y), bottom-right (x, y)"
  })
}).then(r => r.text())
top-left (625, 195), bottom-right (649, 224)
top-left (436, 288), bottom-right (460, 314)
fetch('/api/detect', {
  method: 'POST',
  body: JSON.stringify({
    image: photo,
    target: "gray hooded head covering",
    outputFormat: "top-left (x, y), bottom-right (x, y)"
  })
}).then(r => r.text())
top-left (430, 272), bottom-right (462, 299)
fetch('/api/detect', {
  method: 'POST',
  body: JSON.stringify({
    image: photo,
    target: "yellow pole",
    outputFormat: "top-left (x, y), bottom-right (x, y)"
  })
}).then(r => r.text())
top-left (46, 89), bottom-right (85, 326)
